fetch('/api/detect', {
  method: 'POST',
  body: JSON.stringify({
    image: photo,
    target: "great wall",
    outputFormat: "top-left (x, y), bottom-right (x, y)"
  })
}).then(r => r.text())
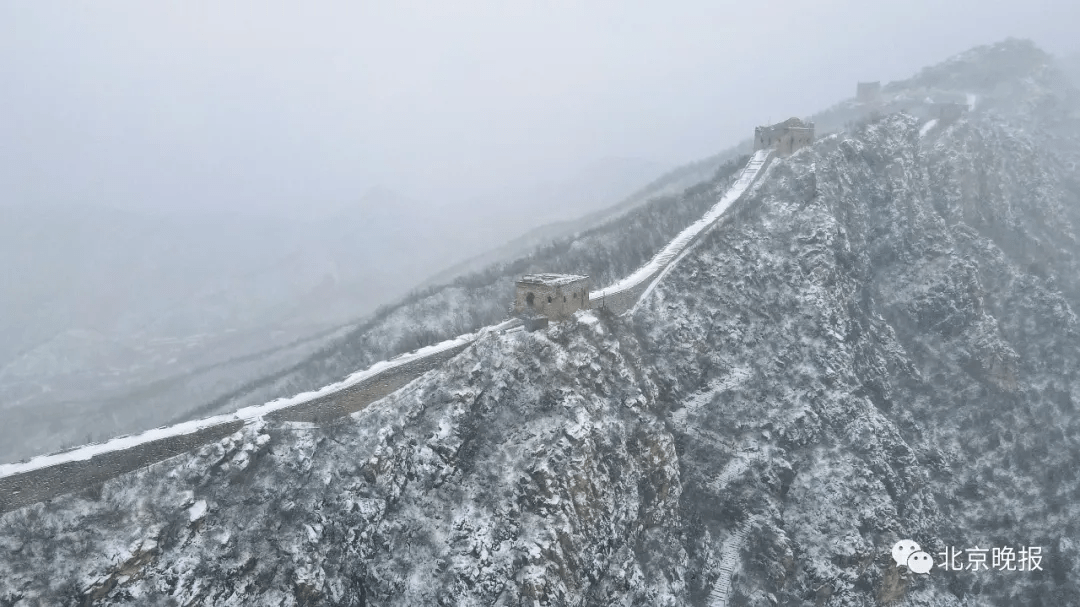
top-left (0, 144), bottom-right (782, 516)
top-left (2, 75), bottom-right (979, 517)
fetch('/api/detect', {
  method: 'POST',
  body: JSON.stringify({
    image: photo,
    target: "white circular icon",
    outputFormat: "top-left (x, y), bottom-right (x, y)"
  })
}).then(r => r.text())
top-left (891, 539), bottom-right (921, 567)
top-left (907, 550), bottom-right (934, 574)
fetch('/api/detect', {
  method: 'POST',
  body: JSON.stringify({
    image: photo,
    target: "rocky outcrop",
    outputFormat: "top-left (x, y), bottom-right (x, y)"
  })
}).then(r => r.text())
top-left (634, 103), bottom-right (1080, 604)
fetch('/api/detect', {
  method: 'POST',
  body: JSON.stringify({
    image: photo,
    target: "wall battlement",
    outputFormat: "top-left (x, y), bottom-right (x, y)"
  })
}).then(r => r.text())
top-left (754, 117), bottom-right (814, 156)
top-left (514, 274), bottom-right (590, 322)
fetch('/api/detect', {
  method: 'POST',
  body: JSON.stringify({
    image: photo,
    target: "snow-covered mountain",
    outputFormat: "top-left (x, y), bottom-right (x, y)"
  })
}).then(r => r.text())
top-left (0, 156), bottom-right (667, 463)
top-left (3, 38), bottom-right (1080, 605)
top-left (180, 154), bottom-right (755, 423)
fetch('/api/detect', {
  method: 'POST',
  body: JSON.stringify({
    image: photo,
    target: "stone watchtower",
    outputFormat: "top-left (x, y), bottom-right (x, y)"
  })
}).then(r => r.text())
top-left (514, 274), bottom-right (590, 326)
top-left (857, 81), bottom-right (882, 104)
top-left (754, 117), bottom-right (815, 157)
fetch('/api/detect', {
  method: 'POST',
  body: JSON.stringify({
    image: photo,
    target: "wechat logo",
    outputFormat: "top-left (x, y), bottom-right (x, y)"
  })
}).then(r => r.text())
top-left (892, 539), bottom-right (933, 574)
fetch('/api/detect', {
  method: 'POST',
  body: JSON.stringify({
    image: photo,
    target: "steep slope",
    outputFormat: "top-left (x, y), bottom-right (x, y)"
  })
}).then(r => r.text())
top-left (2, 39), bottom-right (1079, 606)
top-left (0, 313), bottom-right (687, 606)
top-left (0, 157), bottom-right (669, 464)
top-left (628, 40), bottom-right (1080, 602)
top-left (427, 153), bottom-right (740, 287)
top-left (634, 108), bottom-right (1080, 605)
top-left (183, 155), bottom-right (752, 422)
top-left (179, 50), bottom-right (912, 431)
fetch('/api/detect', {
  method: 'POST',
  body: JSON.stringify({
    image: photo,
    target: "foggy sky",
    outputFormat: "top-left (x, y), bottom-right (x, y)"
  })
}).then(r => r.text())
top-left (1, 1), bottom-right (1077, 220)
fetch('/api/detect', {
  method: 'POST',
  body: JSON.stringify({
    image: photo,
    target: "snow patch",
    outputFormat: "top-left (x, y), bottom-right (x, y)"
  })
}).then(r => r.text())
top-left (919, 119), bottom-right (938, 137)
top-left (577, 312), bottom-right (599, 326)
top-left (187, 499), bottom-right (207, 522)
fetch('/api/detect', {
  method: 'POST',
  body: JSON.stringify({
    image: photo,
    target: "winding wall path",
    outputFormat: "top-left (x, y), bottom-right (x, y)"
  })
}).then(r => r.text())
top-left (593, 150), bottom-right (772, 314)
top-left (0, 150), bottom-right (774, 514)
top-left (707, 521), bottom-right (754, 607)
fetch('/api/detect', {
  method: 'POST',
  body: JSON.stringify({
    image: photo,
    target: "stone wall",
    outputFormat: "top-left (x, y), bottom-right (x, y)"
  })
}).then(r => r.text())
top-left (0, 421), bottom-right (244, 514)
top-left (754, 119), bottom-right (814, 156)
top-left (595, 154), bottom-right (774, 316)
top-left (513, 279), bottom-right (590, 320)
top-left (266, 341), bottom-right (473, 424)
top-left (0, 341), bottom-right (476, 514)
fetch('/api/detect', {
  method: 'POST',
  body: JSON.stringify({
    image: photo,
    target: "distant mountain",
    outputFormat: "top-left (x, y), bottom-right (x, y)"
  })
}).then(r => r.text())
top-left (0, 159), bottom-right (671, 462)
top-left (426, 155), bottom-right (732, 287)
top-left (0, 191), bottom-right (469, 462)
top-left (1059, 50), bottom-right (1080, 90)
top-left (423, 156), bottom-right (669, 270)
top-left (491, 156), bottom-right (669, 225)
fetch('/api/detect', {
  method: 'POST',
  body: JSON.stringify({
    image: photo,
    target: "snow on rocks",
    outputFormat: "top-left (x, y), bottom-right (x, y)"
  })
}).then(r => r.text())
top-left (0, 311), bottom-right (690, 605)
top-left (187, 499), bottom-right (207, 523)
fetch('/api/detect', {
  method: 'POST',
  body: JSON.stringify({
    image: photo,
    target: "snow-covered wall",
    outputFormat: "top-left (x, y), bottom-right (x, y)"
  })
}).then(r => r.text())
top-left (0, 330), bottom-right (484, 513)
top-left (0, 421), bottom-right (244, 514)
top-left (0, 149), bottom-right (775, 514)
top-left (591, 149), bottom-right (773, 314)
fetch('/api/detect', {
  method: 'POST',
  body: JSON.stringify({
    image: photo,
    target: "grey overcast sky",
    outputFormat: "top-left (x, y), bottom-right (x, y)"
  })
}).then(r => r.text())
top-left (1, 1), bottom-right (1077, 219)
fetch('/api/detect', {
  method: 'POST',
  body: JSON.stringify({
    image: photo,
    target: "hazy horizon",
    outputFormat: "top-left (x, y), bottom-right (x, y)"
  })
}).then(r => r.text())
top-left (3, 1), bottom-right (1078, 222)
